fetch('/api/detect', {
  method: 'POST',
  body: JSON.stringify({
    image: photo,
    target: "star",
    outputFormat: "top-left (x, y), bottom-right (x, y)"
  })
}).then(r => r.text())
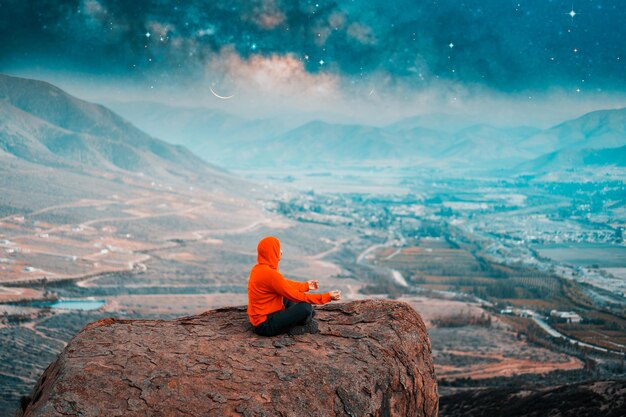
top-left (449, 42), bottom-right (454, 48)
top-left (319, 59), bottom-right (325, 65)
top-left (251, 43), bottom-right (257, 50)
top-left (145, 32), bottom-right (151, 38)
top-left (576, 88), bottom-right (581, 93)
top-left (566, 6), bottom-right (580, 22)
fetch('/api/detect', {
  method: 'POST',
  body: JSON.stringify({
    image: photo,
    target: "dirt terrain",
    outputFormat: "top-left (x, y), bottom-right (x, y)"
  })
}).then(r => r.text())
top-left (398, 296), bottom-right (584, 383)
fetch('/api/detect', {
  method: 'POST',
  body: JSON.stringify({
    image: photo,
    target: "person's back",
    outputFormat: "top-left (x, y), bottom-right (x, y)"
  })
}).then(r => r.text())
top-left (248, 261), bottom-right (313, 327)
top-left (247, 236), bottom-right (341, 336)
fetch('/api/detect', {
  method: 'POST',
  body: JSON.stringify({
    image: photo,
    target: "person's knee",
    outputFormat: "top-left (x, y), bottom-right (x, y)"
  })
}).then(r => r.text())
top-left (290, 302), bottom-right (311, 314)
top-left (294, 302), bottom-right (313, 321)
top-left (297, 302), bottom-right (313, 314)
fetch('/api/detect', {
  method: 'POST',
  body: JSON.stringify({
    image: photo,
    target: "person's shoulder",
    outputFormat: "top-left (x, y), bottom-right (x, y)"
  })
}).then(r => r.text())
top-left (250, 264), bottom-right (278, 276)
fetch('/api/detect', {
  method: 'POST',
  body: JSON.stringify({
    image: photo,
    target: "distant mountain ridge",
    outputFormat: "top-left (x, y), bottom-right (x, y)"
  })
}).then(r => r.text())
top-left (231, 120), bottom-right (448, 166)
top-left (99, 92), bottom-right (626, 173)
top-left (518, 107), bottom-right (626, 156)
top-left (108, 104), bottom-right (548, 169)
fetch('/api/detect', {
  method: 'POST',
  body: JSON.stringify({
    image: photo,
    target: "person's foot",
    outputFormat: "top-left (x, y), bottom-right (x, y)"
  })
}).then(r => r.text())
top-left (296, 308), bottom-right (315, 326)
top-left (288, 319), bottom-right (319, 336)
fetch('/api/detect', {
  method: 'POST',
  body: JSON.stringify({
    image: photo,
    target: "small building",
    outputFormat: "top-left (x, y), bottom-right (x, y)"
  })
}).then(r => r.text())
top-left (550, 310), bottom-right (582, 323)
top-left (518, 309), bottom-right (534, 318)
top-left (500, 307), bottom-right (533, 317)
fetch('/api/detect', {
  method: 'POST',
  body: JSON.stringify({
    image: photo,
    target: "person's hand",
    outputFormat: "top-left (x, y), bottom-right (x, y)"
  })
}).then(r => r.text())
top-left (329, 290), bottom-right (341, 301)
top-left (307, 280), bottom-right (319, 290)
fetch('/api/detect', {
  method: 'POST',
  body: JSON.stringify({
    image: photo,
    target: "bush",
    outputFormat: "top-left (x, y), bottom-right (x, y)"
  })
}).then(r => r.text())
top-left (432, 311), bottom-right (492, 328)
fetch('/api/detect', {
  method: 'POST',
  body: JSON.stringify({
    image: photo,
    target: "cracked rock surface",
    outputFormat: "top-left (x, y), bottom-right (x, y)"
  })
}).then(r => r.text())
top-left (17, 299), bottom-right (438, 417)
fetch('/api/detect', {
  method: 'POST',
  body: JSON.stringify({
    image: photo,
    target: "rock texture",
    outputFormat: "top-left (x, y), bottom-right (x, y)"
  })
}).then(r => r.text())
top-left (17, 299), bottom-right (438, 417)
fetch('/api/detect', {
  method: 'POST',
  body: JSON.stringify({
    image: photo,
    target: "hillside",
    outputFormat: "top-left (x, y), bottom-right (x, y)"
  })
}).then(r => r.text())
top-left (224, 120), bottom-right (452, 167)
top-left (243, 121), bottom-right (544, 168)
top-left (0, 74), bottom-right (234, 181)
top-left (386, 113), bottom-right (478, 133)
top-left (517, 143), bottom-right (626, 173)
top-left (519, 107), bottom-right (626, 156)
top-left (440, 124), bottom-right (539, 165)
top-left (102, 100), bottom-right (297, 165)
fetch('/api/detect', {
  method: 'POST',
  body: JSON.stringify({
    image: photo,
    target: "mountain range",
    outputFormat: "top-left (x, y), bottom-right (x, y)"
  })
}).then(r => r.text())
top-left (2, 73), bottom-right (624, 180)
top-left (103, 99), bottom-right (626, 173)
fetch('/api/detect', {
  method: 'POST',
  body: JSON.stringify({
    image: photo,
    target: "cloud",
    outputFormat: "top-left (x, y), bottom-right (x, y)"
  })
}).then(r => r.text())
top-left (346, 23), bottom-right (376, 45)
top-left (206, 47), bottom-right (339, 98)
top-left (2, 0), bottom-right (626, 125)
top-left (3, 0), bottom-right (625, 94)
top-left (245, 0), bottom-right (286, 30)
top-left (82, 0), bottom-right (106, 18)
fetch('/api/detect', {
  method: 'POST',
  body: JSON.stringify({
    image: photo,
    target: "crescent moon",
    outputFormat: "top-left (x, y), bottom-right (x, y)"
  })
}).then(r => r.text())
top-left (209, 86), bottom-right (235, 100)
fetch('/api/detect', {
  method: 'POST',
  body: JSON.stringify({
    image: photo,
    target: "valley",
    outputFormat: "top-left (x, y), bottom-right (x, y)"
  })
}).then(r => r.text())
top-left (257, 168), bottom-right (626, 395)
top-left (3, 164), bottom-right (624, 412)
top-left (1, 74), bottom-right (625, 415)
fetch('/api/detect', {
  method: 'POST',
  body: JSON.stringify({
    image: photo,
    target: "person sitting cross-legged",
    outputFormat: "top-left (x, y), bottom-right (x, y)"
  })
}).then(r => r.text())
top-left (247, 236), bottom-right (341, 337)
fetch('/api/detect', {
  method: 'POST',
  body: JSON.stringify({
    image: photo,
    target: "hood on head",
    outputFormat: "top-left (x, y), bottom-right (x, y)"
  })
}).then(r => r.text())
top-left (257, 236), bottom-right (280, 269)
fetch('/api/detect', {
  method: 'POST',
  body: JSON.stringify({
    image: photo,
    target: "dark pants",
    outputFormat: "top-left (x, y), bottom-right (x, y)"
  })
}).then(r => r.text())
top-left (253, 298), bottom-right (313, 337)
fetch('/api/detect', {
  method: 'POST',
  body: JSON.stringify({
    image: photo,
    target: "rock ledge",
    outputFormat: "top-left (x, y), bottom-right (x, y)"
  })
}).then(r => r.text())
top-left (18, 299), bottom-right (438, 417)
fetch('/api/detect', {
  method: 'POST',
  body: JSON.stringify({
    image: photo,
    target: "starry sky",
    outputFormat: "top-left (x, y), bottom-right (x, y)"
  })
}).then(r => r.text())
top-left (1, 0), bottom-right (625, 125)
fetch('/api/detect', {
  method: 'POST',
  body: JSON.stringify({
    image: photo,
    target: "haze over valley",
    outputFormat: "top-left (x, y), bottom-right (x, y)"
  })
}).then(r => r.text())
top-left (2, 1), bottom-right (626, 415)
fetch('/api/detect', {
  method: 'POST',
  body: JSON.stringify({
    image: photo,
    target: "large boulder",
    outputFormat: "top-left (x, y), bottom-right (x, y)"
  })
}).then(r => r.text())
top-left (17, 299), bottom-right (438, 416)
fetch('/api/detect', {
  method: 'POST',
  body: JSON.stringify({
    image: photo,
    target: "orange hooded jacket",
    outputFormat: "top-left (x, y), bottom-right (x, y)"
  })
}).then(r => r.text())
top-left (247, 236), bottom-right (331, 327)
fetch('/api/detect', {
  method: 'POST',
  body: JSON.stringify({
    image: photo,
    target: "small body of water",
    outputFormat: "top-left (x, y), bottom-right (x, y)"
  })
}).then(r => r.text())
top-left (33, 298), bottom-right (106, 311)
